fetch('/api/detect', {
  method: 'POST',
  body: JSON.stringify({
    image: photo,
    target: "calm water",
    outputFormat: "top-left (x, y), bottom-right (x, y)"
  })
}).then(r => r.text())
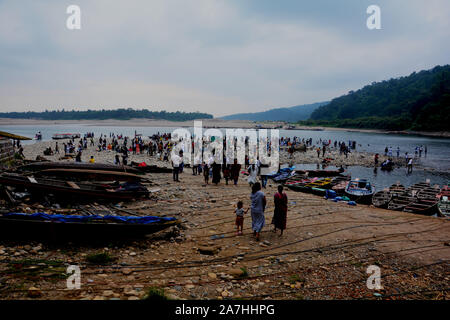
top-left (2, 123), bottom-right (449, 174)
top-left (292, 164), bottom-right (450, 191)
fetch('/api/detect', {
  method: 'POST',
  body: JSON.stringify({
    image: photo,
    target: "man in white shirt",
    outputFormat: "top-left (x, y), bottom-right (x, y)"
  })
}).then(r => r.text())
top-left (407, 158), bottom-right (413, 174)
top-left (172, 152), bottom-right (181, 182)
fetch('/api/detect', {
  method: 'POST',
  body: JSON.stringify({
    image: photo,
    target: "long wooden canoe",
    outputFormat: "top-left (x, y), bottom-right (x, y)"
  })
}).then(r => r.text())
top-left (35, 169), bottom-right (146, 182)
top-left (0, 173), bottom-right (149, 201)
top-left (18, 161), bottom-right (143, 175)
top-left (0, 212), bottom-right (178, 241)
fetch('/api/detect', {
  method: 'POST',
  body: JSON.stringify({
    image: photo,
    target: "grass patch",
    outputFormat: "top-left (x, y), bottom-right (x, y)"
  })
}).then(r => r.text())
top-left (3, 259), bottom-right (67, 280)
top-left (239, 267), bottom-right (248, 279)
top-left (350, 261), bottom-right (364, 268)
top-left (143, 287), bottom-right (168, 301)
top-left (85, 252), bottom-right (115, 265)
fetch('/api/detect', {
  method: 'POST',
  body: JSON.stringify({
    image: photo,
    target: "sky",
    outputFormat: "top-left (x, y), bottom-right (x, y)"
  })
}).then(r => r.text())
top-left (0, 0), bottom-right (449, 117)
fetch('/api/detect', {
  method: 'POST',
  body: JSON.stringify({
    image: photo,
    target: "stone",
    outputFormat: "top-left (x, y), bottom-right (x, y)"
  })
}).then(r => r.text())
top-left (228, 268), bottom-right (245, 278)
top-left (27, 287), bottom-right (42, 298)
top-left (185, 284), bottom-right (195, 289)
top-left (198, 246), bottom-right (219, 255)
top-left (102, 290), bottom-right (114, 297)
top-left (129, 252), bottom-right (137, 256)
top-left (208, 273), bottom-right (217, 279)
top-left (128, 296), bottom-right (140, 300)
top-left (122, 268), bottom-right (133, 275)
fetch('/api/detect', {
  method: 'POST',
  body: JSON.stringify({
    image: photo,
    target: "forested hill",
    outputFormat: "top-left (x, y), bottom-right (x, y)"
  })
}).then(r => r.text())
top-left (221, 102), bottom-right (328, 122)
top-left (308, 65), bottom-right (450, 131)
top-left (0, 109), bottom-right (213, 121)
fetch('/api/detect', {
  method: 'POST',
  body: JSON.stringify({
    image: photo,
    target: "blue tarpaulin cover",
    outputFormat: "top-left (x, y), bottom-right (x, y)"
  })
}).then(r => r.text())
top-left (4, 212), bottom-right (176, 224)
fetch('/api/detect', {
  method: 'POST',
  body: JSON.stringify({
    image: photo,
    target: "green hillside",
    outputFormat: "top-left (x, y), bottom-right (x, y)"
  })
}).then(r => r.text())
top-left (307, 65), bottom-right (450, 131)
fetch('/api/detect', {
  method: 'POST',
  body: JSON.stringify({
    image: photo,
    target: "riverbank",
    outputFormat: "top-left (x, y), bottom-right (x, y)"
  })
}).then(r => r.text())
top-left (21, 140), bottom-right (399, 169)
top-left (0, 168), bottom-right (448, 300)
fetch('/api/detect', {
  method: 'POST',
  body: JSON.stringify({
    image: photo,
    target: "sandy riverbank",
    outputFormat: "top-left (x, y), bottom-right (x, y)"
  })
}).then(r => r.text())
top-left (0, 167), bottom-right (449, 300)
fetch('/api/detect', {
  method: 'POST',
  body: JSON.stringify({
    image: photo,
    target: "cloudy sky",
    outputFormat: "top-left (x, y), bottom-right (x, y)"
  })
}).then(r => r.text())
top-left (0, 0), bottom-right (449, 117)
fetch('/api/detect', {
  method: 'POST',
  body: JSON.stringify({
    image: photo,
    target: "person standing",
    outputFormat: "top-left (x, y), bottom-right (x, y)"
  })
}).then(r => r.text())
top-left (272, 185), bottom-right (288, 236)
top-left (75, 150), bottom-right (82, 162)
top-left (203, 162), bottom-right (209, 185)
top-left (231, 159), bottom-right (241, 186)
top-left (212, 162), bottom-right (221, 185)
top-left (407, 157), bottom-right (413, 174)
top-left (171, 151), bottom-right (181, 182)
top-left (250, 182), bottom-right (266, 242)
top-left (248, 164), bottom-right (258, 186)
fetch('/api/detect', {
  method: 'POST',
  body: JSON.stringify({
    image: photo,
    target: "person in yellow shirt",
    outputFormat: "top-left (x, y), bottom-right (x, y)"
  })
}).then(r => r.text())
top-left (89, 156), bottom-right (95, 163)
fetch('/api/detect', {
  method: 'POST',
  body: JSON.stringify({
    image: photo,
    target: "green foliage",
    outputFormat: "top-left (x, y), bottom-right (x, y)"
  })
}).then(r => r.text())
top-left (308, 65), bottom-right (450, 131)
top-left (239, 267), bottom-right (248, 278)
top-left (0, 108), bottom-right (213, 122)
top-left (143, 287), bottom-right (168, 301)
top-left (85, 252), bottom-right (115, 265)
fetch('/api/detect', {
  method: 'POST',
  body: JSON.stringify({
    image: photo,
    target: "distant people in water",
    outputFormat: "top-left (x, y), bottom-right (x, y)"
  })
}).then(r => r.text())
top-left (407, 157), bottom-right (413, 174)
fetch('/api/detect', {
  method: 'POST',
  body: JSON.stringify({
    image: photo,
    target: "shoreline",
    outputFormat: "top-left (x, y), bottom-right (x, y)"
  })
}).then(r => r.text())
top-left (1, 118), bottom-right (448, 138)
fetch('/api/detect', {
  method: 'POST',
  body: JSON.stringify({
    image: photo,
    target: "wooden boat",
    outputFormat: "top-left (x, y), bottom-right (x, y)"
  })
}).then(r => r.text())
top-left (52, 133), bottom-right (81, 140)
top-left (19, 161), bottom-right (143, 175)
top-left (437, 185), bottom-right (450, 216)
top-left (305, 177), bottom-right (333, 189)
top-left (388, 190), bottom-right (415, 211)
top-left (0, 173), bottom-right (149, 201)
top-left (284, 177), bottom-right (317, 186)
top-left (294, 168), bottom-right (345, 177)
top-left (285, 178), bottom-right (318, 192)
top-left (389, 183), bottom-right (405, 193)
top-left (331, 176), bottom-right (351, 194)
top-left (311, 187), bottom-right (327, 196)
top-left (417, 185), bottom-right (441, 200)
top-left (35, 169), bottom-right (146, 182)
top-left (403, 198), bottom-right (438, 215)
top-left (345, 179), bottom-right (375, 203)
top-left (130, 161), bottom-right (172, 173)
top-left (0, 212), bottom-right (178, 241)
top-left (372, 190), bottom-right (391, 208)
top-left (409, 182), bottom-right (431, 194)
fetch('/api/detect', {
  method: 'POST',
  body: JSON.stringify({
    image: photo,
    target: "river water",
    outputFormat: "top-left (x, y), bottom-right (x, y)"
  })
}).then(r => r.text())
top-left (2, 124), bottom-right (449, 190)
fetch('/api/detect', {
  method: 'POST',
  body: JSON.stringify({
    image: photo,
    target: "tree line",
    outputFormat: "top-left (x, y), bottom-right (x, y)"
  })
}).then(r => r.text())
top-left (0, 108), bottom-right (213, 121)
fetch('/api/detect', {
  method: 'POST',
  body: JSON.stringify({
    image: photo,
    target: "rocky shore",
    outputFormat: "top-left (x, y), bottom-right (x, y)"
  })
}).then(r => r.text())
top-left (21, 139), bottom-right (401, 169)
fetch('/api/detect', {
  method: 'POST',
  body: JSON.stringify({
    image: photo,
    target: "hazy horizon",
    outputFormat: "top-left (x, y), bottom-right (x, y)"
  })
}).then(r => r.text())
top-left (1, 0), bottom-right (449, 117)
